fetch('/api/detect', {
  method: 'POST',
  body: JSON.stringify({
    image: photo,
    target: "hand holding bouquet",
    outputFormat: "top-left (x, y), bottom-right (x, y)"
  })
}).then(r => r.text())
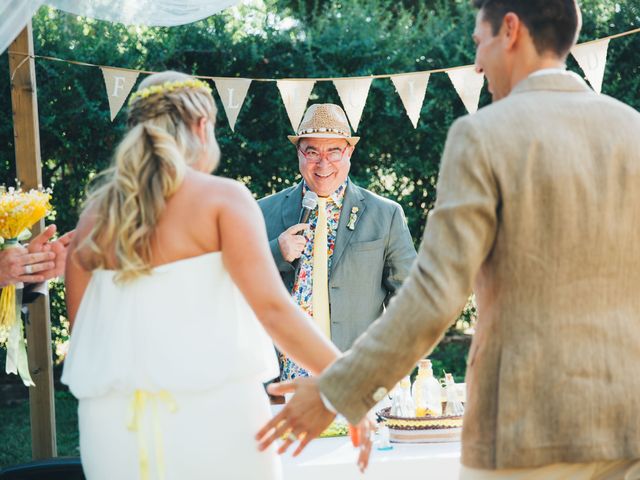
top-left (0, 186), bottom-right (52, 386)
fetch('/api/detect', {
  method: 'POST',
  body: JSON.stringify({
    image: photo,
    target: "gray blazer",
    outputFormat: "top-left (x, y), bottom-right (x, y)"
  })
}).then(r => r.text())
top-left (258, 180), bottom-right (416, 351)
top-left (318, 73), bottom-right (640, 470)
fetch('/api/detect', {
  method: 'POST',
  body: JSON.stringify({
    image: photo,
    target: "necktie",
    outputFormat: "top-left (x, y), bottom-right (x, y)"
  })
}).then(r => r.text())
top-left (312, 197), bottom-right (331, 338)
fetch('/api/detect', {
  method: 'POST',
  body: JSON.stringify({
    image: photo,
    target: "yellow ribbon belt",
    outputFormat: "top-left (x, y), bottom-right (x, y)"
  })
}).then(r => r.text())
top-left (127, 390), bottom-right (178, 480)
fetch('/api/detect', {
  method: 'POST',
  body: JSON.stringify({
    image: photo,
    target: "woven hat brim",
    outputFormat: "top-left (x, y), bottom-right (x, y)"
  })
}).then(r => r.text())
top-left (288, 133), bottom-right (360, 146)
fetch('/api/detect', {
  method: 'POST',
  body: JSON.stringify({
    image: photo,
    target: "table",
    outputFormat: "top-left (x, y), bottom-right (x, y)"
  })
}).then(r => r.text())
top-left (273, 407), bottom-right (462, 479)
top-left (281, 435), bottom-right (461, 479)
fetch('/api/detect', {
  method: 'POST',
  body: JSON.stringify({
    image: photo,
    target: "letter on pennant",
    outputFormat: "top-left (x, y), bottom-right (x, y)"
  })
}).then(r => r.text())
top-left (391, 73), bottom-right (430, 128)
top-left (333, 78), bottom-right (373, 132)
top-left (277, 80), bottom-right (316, 132)
top-left (101, 68), bottom-right (139, 121)
top-left (571, 39), bottom-right (610, 94)
top-left (447, 66), bottom-right (485, 114)
top-left (214, 78), bottom-right (252, 132)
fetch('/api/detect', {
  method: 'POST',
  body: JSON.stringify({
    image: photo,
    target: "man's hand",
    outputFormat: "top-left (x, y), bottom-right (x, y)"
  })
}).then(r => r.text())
top-left (278, 224), bottom-right (308, 262)
top-left (27, 226), bottom-right (76, 281)
top-left (0, 246), bottom-right (54, 288)
top-left (42, 230), bottom-right (75, 280)
top-left (256, 377), bottom-right (335, 456)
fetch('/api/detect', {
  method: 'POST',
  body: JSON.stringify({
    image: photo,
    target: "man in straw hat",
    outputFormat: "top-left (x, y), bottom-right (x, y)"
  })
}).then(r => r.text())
top-left (259, 0), bottom-right (640, 477)
top-left (259, 103), bottom-right (416, 382)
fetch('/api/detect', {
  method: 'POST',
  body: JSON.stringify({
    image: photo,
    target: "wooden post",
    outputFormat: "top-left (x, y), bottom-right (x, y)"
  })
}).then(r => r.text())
top-left (8, 22), bottom-right (57, 459)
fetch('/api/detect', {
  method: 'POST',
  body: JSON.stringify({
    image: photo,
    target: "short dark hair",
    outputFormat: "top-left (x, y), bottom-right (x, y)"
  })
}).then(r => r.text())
top-left (472, 0), bottom-right (580, 57)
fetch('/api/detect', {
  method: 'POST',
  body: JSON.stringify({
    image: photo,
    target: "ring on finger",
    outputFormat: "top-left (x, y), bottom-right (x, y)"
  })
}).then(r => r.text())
top-left (24, 264), bottom-right (33, 275)
top-left (286, 432), bottom-right (298, 442)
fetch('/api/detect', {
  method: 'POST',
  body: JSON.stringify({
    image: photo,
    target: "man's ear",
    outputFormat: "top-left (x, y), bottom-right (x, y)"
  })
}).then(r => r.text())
top-left (502, 12), bottom-right (521, 51)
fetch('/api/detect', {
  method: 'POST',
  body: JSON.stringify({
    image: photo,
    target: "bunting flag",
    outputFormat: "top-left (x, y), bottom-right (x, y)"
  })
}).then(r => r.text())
top-left (213, 78), bottom-right (252, 131)
top-left (333, 78), bottom-right (372, 132)
top-left (12, 25), bottom-right (639, 132)
top-left (277, 80), bottom-right (316, 132)
top-left (391, 72), bottom-right (430, 128)
top-left (447, 66), bottom-right (485, 114)
top-left (101, 67), bottom-right (139, 121)
top-left (571, 39), bottom-right (610, 94)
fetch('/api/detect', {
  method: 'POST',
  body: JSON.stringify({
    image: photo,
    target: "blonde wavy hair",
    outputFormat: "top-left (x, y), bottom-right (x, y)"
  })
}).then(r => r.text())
top-left (77, 71), bottom-right (220, 282)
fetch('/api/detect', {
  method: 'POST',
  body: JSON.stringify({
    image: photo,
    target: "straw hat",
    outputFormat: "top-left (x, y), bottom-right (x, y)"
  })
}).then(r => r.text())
top-left (288, 103), bottom-right (360, 146)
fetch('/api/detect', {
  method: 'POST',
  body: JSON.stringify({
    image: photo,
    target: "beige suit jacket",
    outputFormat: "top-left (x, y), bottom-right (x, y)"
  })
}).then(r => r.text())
top-left (318, 72), bottom-right (640, 470)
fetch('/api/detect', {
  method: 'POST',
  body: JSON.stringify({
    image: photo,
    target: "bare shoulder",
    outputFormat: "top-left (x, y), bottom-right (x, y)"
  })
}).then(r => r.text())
top-left (186, 171), bottom-right (257, 215)
top-left (73, 203), bottom-right (99, 247)
top-left (69, 202), bottom-right (102, 268)
top-left (197, 175), bottom-right (266, 249)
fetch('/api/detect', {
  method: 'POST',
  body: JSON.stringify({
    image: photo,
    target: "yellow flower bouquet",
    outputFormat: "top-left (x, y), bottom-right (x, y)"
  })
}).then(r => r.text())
top-left (0, 186), bottom-right (51, 386)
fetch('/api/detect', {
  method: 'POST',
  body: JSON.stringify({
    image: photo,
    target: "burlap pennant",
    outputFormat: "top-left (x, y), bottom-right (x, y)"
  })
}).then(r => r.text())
top-left (571, 39), bottom-right (610, 94)
top-left (391, 73), bottom-right (430, 128)
top-left (333, 78), bottom-right (372, 132)
top-left (101, 67), bottom-right (139, 121)
top-left (213, 78), bottom-right (252, 131)
top-left (447, 66), bottom-right (485, 114)
top-left (277, 80), bottom-right (316, 132)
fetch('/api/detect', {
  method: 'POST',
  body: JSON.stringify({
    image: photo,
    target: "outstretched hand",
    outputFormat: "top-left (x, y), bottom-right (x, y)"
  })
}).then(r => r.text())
top-left (256, 377), bottom-right (374, 473)
top-left (256, 378), bottom-right (334, 456)
top-left (28, 226), bottom-right (75, 281)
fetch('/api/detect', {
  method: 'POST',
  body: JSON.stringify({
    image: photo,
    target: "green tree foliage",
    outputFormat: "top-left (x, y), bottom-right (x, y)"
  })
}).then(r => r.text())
top-left (0, 0), bottom-right (638, 369)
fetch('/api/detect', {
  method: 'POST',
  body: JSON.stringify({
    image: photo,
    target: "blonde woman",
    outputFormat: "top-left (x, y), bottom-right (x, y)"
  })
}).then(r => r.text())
top-left (61, 71), bottom-right (365, 479)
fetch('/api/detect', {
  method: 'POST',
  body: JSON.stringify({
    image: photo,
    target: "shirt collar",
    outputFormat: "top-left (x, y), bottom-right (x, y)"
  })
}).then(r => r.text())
top-left (302, 180), bottom-right (348, 208)
top-left (529, 67), bottom-right (569, 78)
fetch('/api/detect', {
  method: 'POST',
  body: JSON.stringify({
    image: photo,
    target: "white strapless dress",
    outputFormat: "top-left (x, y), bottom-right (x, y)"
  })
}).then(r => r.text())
top-left (62, 252), bottom-right (281, 480)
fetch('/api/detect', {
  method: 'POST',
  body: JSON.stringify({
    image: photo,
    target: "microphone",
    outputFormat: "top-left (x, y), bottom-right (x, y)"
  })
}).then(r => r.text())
top-left (297, 191), bottom-right (318, 235)
top-left (292, 191), bottom-right (318, 284)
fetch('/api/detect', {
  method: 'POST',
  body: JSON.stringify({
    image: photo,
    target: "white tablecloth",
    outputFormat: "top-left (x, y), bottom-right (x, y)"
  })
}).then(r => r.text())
top-left (281, 435), bottom-right (461, 480)
top-left (272, 407), bottom-right (462, 480)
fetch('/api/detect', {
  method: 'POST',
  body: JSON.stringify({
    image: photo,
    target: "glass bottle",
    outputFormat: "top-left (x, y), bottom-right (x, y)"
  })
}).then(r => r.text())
top-left (411, 359), bottom-right (443, 417)
top-left (444, 372), bottom-right (465, 416)
top-left (390, 376), bottom-right (416, 417)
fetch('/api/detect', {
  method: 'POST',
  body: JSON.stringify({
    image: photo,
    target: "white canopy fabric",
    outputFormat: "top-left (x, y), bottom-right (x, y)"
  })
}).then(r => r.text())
top-left (1, 0), bottom-right (43, 54)
top-left (1, 0), bottom-right (240, 54)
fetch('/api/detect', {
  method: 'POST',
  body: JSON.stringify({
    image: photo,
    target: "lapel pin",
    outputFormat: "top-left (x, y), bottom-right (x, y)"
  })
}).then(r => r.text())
top-left (347, 206), bottom-right (359, 230)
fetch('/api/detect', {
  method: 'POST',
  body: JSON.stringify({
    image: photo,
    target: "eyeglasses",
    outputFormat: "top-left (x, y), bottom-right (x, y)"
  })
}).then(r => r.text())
top-left (297, 145), bottom-right (349, 163)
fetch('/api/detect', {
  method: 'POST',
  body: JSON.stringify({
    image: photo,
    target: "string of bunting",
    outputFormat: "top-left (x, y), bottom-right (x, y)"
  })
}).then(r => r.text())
top-left (8, 26), bottom-right (640, 132)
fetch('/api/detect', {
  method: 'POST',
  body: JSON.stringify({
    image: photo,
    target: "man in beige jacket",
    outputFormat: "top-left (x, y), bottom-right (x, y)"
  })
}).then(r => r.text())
top-left (258, 0), bottom-right (640, 478)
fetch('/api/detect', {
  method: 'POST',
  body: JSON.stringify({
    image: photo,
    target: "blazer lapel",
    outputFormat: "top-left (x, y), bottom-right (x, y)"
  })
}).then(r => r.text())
top-left (331, 180), bottom-right (366, 272)
top-left (281, 181), bottom-right (304, 229)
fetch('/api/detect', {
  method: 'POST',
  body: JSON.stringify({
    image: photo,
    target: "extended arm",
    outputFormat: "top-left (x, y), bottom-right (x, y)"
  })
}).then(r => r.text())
top-left (221, 183), bottom-right (339, 376)
top-left (319, 118), bottom-right (499, 423)
top-left (65, 216), bottom-right (94, 329)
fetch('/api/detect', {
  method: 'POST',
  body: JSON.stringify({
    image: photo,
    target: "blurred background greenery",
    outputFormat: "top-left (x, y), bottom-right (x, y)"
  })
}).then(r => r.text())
top-left (1, 0), bottom-right (639, 466)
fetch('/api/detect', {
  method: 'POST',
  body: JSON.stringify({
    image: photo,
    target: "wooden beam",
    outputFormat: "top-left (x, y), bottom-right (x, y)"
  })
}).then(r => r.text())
top-left (8, 22), bottom-right (57, 460)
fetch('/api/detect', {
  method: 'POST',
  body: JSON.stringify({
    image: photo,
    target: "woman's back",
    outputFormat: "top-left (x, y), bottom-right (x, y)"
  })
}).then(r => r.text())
top-left (141, 170), bottom-right (222, 268)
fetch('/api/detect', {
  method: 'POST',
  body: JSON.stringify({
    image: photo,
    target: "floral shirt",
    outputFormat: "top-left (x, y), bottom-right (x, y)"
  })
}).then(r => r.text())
top-left (279, 181), bottom-right (347, 381)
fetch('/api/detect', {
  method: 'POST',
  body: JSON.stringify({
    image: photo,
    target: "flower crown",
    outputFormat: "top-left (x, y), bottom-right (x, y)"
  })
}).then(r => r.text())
top-left (128, 78), bottom-right (212, 106)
